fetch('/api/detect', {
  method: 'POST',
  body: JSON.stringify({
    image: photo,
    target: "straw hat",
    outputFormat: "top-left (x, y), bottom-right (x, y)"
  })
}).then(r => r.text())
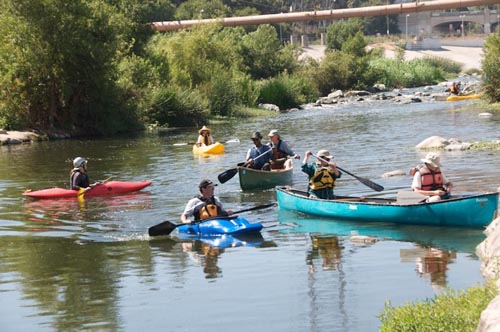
top-left (268, 129), bottom-right (280, 137)
top-left (317, 149), bottom-right (333, 159)
top-left (199, 125), bottom-right (211, 134)
top-left (421, 152), bottom-right (441, 168)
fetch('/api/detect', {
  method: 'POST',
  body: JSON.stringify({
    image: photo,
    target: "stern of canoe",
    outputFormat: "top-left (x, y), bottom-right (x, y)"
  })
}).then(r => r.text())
top-left (238, 166), bottom-right (293, 190)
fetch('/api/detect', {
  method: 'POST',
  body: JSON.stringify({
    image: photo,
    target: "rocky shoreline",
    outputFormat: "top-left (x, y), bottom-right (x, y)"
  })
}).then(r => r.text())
top-left (0, 129), bottom-right (71, 146)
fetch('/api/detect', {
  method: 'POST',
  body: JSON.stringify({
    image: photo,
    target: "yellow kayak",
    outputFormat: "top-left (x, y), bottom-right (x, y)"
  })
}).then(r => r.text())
top-left (446, 93), bottom-right (482, 102)
top-left (192, 142), bottom-right (224, 154)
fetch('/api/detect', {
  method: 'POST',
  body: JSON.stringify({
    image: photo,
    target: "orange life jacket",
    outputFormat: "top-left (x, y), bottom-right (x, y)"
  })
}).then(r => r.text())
top-left (419, 166), bottom-right (444, 191)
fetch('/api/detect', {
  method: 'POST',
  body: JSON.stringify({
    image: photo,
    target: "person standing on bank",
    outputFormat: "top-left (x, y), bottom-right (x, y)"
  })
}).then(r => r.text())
top-left (70, 157), bottom-right (98, 192)
top-left (245, 131), bottom-right (273, 171)
top-left (411, 152), bottom-right (453, 203)
top-left (196, 125), bottom-right (214, 147)
top-left (267, 129), bottom-right (300, 170)
top-left (181, 179), bottom-right (232, 223)
top-left (302, 150), bottom-right (341, 200)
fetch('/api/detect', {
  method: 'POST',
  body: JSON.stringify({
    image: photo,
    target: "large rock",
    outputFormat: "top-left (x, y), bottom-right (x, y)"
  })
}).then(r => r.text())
top-left (415, 136), bottom-right (449, 149)
top-left (476, 217), bottom-right (500, 332)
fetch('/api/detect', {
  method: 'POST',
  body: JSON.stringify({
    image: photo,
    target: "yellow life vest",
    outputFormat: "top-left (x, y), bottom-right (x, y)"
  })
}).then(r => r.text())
top-left (309, 167), bottom-right (336, 190)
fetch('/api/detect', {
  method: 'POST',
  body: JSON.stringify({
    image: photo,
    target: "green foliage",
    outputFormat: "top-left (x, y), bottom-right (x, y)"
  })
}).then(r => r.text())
top-left (175, 0), bottom-right (230, 20)
top-left (482, 32), bottom-right (500, 103)
top-left (142, 86), bottom-right (208, 127)
top-left (0, 0), bottom-right (140, 134)
top-left (379, 283), bottom-right (498, 332)
top-left (240, 25), bottom-right (298, 79)
top-left (326, 18), bottom-right (364, 51)
top-left (258, 73), bottom-right (318, 110)
top-left (368, 56), bottom-right (448, 88)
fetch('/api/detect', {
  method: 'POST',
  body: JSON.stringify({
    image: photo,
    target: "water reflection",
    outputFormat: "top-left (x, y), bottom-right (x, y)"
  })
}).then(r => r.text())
top-left (401, 246), bottom-right (457, 292)
top-left (307, 235), bottom-right (343, 273)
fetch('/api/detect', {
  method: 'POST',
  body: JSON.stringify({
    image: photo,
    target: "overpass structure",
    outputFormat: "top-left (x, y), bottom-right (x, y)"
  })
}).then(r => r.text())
top-left (152, 0), bottom-right (500, 33)
top-left (403, 7), bottom-right (499, 39)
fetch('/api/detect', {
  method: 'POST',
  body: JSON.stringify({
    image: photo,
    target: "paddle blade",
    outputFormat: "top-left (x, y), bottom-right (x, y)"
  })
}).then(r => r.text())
top-left (148, 220), bottom-right (179, 237)
top-left (218, 168), bottom-right (238, 184)
top-left (358, 177), bottom-right (384, 192)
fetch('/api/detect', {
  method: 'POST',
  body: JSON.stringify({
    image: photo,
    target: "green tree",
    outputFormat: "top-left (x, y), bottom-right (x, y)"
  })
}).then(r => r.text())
top-left (0, 0), bottom-right (140, 134)
top-left (240, 24), bottom-right (298, 79)
top-left (326, 18), bottom-right (364, 51)
top-left (482, 32), bottom-right (500, 102)
top-left (175, 0), bottom-right (231, 20)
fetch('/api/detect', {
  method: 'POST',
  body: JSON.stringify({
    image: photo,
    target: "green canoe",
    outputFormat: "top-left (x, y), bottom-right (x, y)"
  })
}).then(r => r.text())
top-left (238, 165), bottom-right (293, 190)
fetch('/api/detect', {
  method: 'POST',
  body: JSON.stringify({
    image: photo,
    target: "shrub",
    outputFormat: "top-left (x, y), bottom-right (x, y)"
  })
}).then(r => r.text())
top-left (482, 32), bottom-right (500, 102)
top-left (379, 282), bottom-right (498, 332)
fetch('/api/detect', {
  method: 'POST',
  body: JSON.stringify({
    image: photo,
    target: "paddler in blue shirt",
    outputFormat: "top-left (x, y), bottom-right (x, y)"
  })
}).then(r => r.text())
top-left (245, 131), bottom-right (272, 171)
top-left (302, 150), bottom-right (341, 200)
top-left (181, 179), bottom-right (232, 223)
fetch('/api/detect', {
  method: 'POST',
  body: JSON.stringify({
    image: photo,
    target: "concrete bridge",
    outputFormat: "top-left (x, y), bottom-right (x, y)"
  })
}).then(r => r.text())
top-left (403, 8), bottom-right (499, 38)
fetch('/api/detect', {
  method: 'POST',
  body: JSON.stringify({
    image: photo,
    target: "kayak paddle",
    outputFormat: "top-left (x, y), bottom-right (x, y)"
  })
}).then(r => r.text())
top-left (173, 138), bottom-right (240, 146)
top-left (77, 176), bottom-right (113, 198)
top-left (312, 154), bottom-right (384, 192)
top-left (148, 203), bottom-right (276, 237)
top-left (218, 149), bottom-right (273, 184)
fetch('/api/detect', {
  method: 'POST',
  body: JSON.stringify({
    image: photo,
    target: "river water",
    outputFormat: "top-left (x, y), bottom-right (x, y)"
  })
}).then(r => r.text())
top-left (1, 93), bottom-right (499, 332)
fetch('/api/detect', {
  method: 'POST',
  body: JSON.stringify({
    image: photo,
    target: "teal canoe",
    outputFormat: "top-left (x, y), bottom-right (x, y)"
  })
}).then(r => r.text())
top-left (238, 165), bottom-right (293, 190)
top-left (276, 186), bottom-right (499, 228)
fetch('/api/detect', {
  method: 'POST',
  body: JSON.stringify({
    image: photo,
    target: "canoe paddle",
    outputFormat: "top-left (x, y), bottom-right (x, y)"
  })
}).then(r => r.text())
top-left (173, 138), bottom-right (240, 146)
top-left (218, 149), bottom-right (273, 184)
top-left (148, 203), bottom-right (276, 237)
top-left (396, 191), bottom-right (428, 205)
top-left (77, 176), bottom-right (113, 198)
top-left (312, 154), bottom-right (384, 192)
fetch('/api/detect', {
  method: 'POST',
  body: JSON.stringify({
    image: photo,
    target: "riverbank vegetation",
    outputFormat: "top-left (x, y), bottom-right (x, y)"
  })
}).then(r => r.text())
top-left (379, 282), bottom-right (498, 332)
top-left (1, 0), bottom-right (499, 136)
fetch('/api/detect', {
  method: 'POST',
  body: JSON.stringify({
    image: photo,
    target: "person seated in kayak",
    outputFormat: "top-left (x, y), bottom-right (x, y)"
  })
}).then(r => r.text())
top-left (196, 125), bottom-right (214, 147)
top-left (181, 179), bottom-right (232, 223)
top-left (302, 150), bottom-right (341, 200)
top-left (411, 152), bottom-right (453, 203)
top-left (244, 131), bottom-right (272, 171)
top-left (445, 81), bottom-right (461, 95)
top-left (267, 129), bottom-right (300, 170)
top-left (70, 157), bottom-right (99, 192)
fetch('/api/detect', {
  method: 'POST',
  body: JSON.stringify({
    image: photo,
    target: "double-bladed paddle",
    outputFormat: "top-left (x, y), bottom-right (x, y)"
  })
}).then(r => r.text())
top-left (217, 149), bottom-right (273, 184)
top-left (77, 176), bottom-right (113, 198)
top-left (148, 203), bottom-right (276, 237)
top-left (173, 138), bottom-right (240, 146)
top-left (312, 154), bottom-right (384, 192)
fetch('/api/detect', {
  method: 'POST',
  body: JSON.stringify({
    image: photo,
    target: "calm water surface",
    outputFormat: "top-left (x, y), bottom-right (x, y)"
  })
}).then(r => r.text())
top-left (1, 94), bottom-right (499, 332)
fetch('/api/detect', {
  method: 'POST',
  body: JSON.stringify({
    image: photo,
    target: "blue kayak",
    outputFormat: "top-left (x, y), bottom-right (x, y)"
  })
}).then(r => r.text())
top-left (176, 216), bottom-right (263, 235)
top-left (175, 232), bottom-right (264, 249)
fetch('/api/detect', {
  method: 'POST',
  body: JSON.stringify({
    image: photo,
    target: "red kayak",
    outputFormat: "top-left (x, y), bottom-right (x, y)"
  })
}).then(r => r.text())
top-left (23, 180), bottom-right (152, 199)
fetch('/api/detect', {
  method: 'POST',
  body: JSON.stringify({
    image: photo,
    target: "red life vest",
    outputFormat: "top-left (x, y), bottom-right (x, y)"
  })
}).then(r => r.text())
top-left (419, 166), bottom-right (444, 191)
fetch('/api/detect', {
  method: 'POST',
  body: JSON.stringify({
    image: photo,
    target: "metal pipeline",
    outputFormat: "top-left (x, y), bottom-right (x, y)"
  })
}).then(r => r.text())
top-left (151, 0), bottom-right (500, 32)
